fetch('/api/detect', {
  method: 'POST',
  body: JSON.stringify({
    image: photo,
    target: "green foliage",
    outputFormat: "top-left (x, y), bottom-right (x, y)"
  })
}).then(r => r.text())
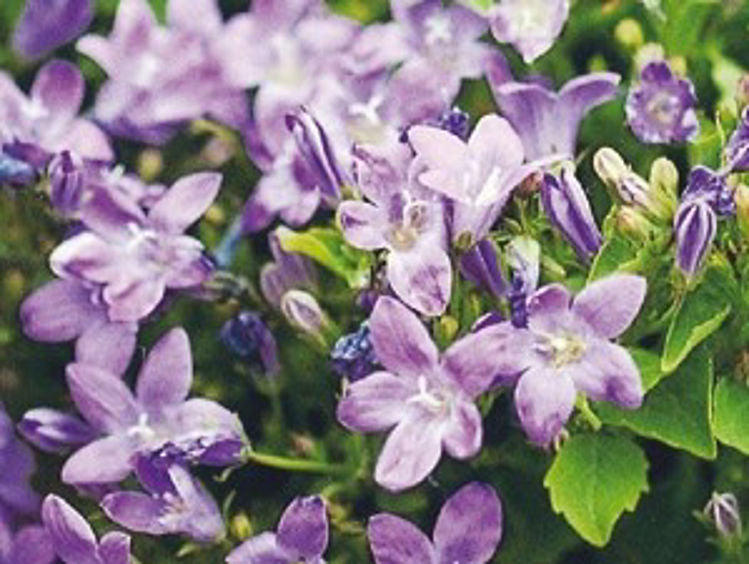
top-left (713, 377), bottom-right (749, 455)
top-left (544, 434), bottom-right (649, 547)
top-left (598, 346), bottom-right (717, 459)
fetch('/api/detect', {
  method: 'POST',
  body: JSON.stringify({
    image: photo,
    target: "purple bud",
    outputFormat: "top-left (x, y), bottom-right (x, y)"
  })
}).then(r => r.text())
top-left (330, 322), bottom-right (378, 381)
top-left (437, 107), bottom-right (470, 140)
top-left (508, 275), bottom-right (529, 328)
top-left (726, 107), bottom-right (749, 172)
top-left (48, 151), bottom-right (85, 215)
top-left (286, 107), bottom-right (347, 203)
top-left (541, 168), bottom-right (602, 261)
top-left (17, 408), bottom-right (95, 453)
top-left (704, 492), bottom-right (742, 538)
top-left (674, 198), bottom-right (716, 277)
top-left (281, 290), bottom-right (331, 341)
top-left (459, 239), bottom-right (506, 299)
top-left (0, 152), bottom-right (36, 187)
top-left (684, 166), bottom-right (735, 216)
top-left (220, 311), bottom-right (280, 376)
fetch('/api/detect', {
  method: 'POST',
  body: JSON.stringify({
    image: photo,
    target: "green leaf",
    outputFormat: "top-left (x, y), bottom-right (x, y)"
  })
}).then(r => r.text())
top-left (544, 434), bottom-right (649, 547)
top-left (661, 263), bottom-right (734, 373)
top-left (276, 226), bottom-right (372, 289)
top-left (713, 377), bottom-right (749, 455)
top-left (587, 234), bottom-right (638, 282)
top-left (597, 346), bottom-right (716, 459)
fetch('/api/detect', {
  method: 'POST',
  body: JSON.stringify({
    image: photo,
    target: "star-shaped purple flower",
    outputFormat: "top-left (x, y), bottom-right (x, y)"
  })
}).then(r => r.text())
top-left (626, 60), bottom-right (699, 144)
top-left (495, 275), bottom-right (646, 445)
top-left (368, 481), bottom-right (503, 564)
top-left (50, 172), bottom-right (221, 322)
top-left (337, 296), bottom-right (520, 491)
top-left (226, 495), bottom-right (328, 564)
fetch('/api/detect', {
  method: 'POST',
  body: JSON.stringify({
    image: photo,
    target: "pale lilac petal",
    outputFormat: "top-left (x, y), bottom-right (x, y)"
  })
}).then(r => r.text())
top-left (572, 274), bottom-right (646, 339)
top-left (571, 340), bottom-right (643, 409)
top-left (337, 371), bottom-right (414, 433)
top-left (20, 279), bottom-right (103, 342)
top-left (31, 60), bottom-right (84, 117)
top-left (66, 363), bottom-right (138, 432)
top-left (468, 114), bottom-right (524, 171)
top-left (13, 0), bottom-right (93, 60)
top-left (148, 172), bottom-right (222, 234)
top-left (375, 411), bottom-right (443, 492)
top-left (62, 435), bottom-right (135, 484)
top-left (387, 245), bottom-right (451, 317)
top-left (337, 201), bottom-right (388, 250)
top-left (368, 514), bottom-right (436, 564)
top-left (559, 73), bottom-right (621, 152)
top-left (76, 322), bottom-right (137, 376)
top-left (408, 126), bottom-right (469, 201)
top-left (8, 525), bottom-right (55, 564)
top-left (49, 232), bottom-right (123, 284)
top-left (64, 118), bottom-right (115, 162)
top-left (526, 283), bottom-right (572, 334)
top-left (441, 400), bottom-right (482, 460)
top-left (277, 496), bottom-right (328, 560)
top-left (41, 495), bottom-right (99, 564)
top-left (492, 82), bottom-right (558, 159)
top-left (433, 482), bottom-right (503, 564)
top-left (368, 296), bottom-right (439, 378)
top-left (103, 276), bottom-right (166, 323)
top-left (97, 531), bottom-right (132, 564)
top-left (441, 323), bottom-right (533, 397)
top-left (77, 188), bottom-right (147, 241)
top-left (226, 532), bottom-right (289, 564)
top-left (18, 408), bottom-right (95, 453)
top-left (136, 328), bottom-right (192, 410)
top-left (514, 366), bottom-right (576, 446)
top-left (101, 492), bottom-right (168, 535)
top-left (167, 465), bottom-right (225, 541)
top-left (166, 0), bottom-right (221, 34)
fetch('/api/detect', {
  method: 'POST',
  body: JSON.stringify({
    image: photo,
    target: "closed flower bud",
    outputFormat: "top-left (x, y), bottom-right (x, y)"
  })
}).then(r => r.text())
top-left (220, 311), bottom-right (280, 377)
top-left (704, 492), bottom-right (742, 539)
top-left (674, 198), bottom-right (717, 277)
top-left (330, 322), bottom-right (378, 382)
top-left (459, 239), bottom-right (505, 299)
top-left (48, 150), bottom-right (85, 215)
top-left (615, 18), bottom-right (644, 49)
top-left (281, 290), bottom-right (336, 345)
top-left (649, 157), bottom-right (678, 217)
top-left (616, 206), bottom-right (656, 241)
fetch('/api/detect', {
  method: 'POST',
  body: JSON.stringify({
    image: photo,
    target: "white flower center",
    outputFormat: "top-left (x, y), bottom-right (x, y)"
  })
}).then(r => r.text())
top-left (127, 413), bottom-right (156, 441)
top-left (425, 14), bottom-right (453, 46)
top-left (407, 376), bottom-right (449, 414)
top-left (647, 91), bottom-right (679, 126)
top-left (535, 332), bottom-right (587, 367)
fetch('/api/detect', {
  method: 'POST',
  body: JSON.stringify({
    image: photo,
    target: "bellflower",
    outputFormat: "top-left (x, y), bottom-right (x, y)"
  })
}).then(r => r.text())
top-left (338, 142), bottom-right (450, 316)
top-left (77, 0), bottom-right (247, 143)
top-left (336, 296), bottom-right (521, 491)
top-left (368, 481), bottom-right (503, 564)
top-left (410, 114), bottom-right (541, 244)
top-left (489, 0), bottom-right (570, 63)
top-left (226, 496), bottom-right (328, 564)
top-left (0, 60), bottom-right (113, 173)
top-left (61, 328), bottom-right (245, 486)
top-left (541, 167), bottom-right (603, 261)
top-left (491, 72), bottom-right (621, 159)
top-left (41, 495), bottom-right (132, 564)
top-left (20, 279), bottom-right (137, 375)
top-left (12, 0), bottom-right (93, 60)
top-left (496, 275), bottom-right (646, 446)
top-left (102, 461), bottom-right (225, 543)
top-left (626, 60), bottom-right (699, 144)
top-left (50, 172), bottom-right (221, 323)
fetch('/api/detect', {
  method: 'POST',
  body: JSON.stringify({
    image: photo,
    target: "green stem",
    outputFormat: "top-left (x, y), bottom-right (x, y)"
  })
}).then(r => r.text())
top-left (245, 450), bottom-right (348, 476)
top-left (576, 396), bottom-right (602, 431)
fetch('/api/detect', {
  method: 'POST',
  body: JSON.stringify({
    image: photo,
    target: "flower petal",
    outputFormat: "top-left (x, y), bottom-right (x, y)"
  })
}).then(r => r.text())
top-left (433, 482), bottom-right (503, 564)
top-left (337, 371), bottom-right (414, 433)
top-left (387, 244), bottom-right (451, 317)
top-left (572, 274), bottom-right (646, 339)
top-left (374, 410), bottom-right (444, 492)
top-left (136, 328), bottom-right (192, 410)
top-left (66, 363), bottom-right (138, 432)
top-left (369, 296), bottom-right (439, 378)
top-left (277, 496), bottom-right (328, 560)
top-left (97, 531), bottom-right (132, 564)
top-left (76, 321), bottom-right (137, 376)
top-left (148, 172), bottom-right (222, 234)
top-left (31, 60), bottom-right (84, 118)
top-left (514, 366), bottom-right (576, 446)
top-left (41, 495), bottom-right (99, 564)
top-left (101, 492), bottom-right (169, 535)
top-left (442, 400), bottom-right (482, 460)
top-left (337, 201), bottom-right (388, 250)
top-left (368, 514), bottom-right (436, 564)
top-left (226, 532), bottom-right (289, 564)
top-left (61, 435), bottom-right (134, 485)
top-left (571, 340), bottom-right (643, 409)
top-left (492, 81), bottom-right (558, 159)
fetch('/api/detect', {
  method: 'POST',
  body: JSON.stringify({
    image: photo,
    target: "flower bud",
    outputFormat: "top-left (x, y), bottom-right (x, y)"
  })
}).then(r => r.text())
top-left (0, 151), bottom-right (36, 187)
top-left (506, 236), bottom-right (540, 294)
top-left (614, 18), bottom-right (644, 49)
top-left (648, 157), bottom-right (679, 216)
top-left (674, 198), bottom-right (716, 277)
top-left (459, 239), bottom-right (505, 299)
top-left (330, 322), bottom-right (378, 382)
top-left (704, 492), bottom-right (742, 539)
top-left (220, 311), bottom-right (280, 377)
top-left (281, 290), bottom-right (336, 345)
top-left (48, 151), bottom-right (85, 215)
top-left (17, 408), bottom-right (94, 453)
top-left (615, 206), bottom-right (656, 241)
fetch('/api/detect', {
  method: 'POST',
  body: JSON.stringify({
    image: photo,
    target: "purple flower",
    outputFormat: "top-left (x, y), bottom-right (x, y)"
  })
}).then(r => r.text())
top-left (0, 524), bottom-right (55, 564)
top-left (0, 152), bottom-right (36, 186)
top-left (541, 168), bottom-right (603, 261)
top-left (226, 495), bottom-right (328, 564)
top-left (491, 73), bottom-right (621, 160)
top-left (682, 166), bottom-right (735, 216)
top-left (60, 328), bottom-right (245, 486)
top-left (77, 0), bottom-right (247, 143)
top-left (330, 322), bottom-right (379, 381)
top-left (102, 461), bottom-right (224, 543)
top-left (410, 114), bottom-right (543, 244)
top-left (495, 275), bottom-right (646, 445)
top-left (674, 198), bottom-right (716, 277)
top-left (12, 0), bottom-right (92, 60)
top-left (625, 61), bottom-right (699, 144)
top-left (726, 107), bottom-right (749, 172)
top-left (20, 279), bottom-right (137, 375)
top-left (220, 312), bottom-right (280, 376)
top-left (260, 230), bottom-right (319, 308)
top-left (338, 143), bottom-right (451, 316)
top-left (0, 60), bottom-right (113, 169)
top-left (0, 407), bottom-right (39, 520)
top-left (49, 172), bottom-right (221, 322)
top-left (368, 481), bottom-right (503, 564)
top-left (18, 409), bottom-right (95, 454)
top-left (489, 0), bottom-right (570, 63)
top-left (336, 296), bottom-right (521, 491)
top-left (41, 495), bottom-right (131, 564)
